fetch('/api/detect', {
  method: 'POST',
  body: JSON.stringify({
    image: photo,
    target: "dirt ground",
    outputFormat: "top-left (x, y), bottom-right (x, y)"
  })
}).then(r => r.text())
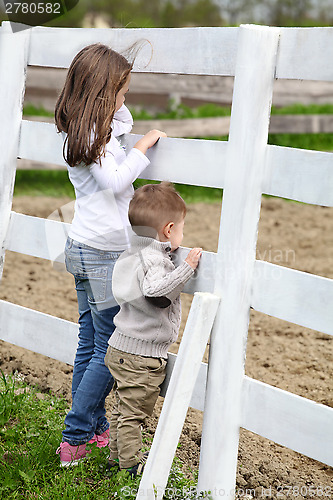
top-left (0, 195), bottom-right (332, 499)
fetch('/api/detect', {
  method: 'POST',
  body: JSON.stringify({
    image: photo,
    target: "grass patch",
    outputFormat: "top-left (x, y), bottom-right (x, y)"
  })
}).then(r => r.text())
top-left (14, 170), bottom-right (75, 198)
top-left (13, 170), bottom-right (222, 204)
top-left (0, 371), bottom-right (206, 500)
top-left (130, 102), bottom-right (333, 121)
top-left (271, 103), bottom-right (333, 115)
top-left (24, 101), bottom-right (333, 122)
top-left (268, 133), bottom-right (333, 151)
top-left (23, 103), bottom-right (54, 118)
top-left (131, 102), bottom-right (231, 121)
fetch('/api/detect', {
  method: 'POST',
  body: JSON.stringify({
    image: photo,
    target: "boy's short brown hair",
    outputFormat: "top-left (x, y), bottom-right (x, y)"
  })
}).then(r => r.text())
top-left (129, 182), bottom-right (186, 235)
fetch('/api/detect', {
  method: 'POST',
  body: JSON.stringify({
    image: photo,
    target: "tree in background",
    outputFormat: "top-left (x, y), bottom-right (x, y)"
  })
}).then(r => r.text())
top-left (265, 0), bottom-right (314, 26)
top-left (308, 0), bottom-right (333, 26)
top-left (261, 0), bottom-right (333, 27)
top-left (217, 0), bottom-right (258, 25)
top-left (46, 0), bottom-right (224, 28)
top-left (172, 0), bottom-right (223, 27)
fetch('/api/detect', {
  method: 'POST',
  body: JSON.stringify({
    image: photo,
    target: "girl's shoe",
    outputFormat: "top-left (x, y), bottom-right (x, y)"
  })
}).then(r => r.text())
top-left (56, 441), bottom-right (93, 466)
top-left (56, 434), bottom-right (103, 466)
top-left (95, 429), bottom-right (109, 448)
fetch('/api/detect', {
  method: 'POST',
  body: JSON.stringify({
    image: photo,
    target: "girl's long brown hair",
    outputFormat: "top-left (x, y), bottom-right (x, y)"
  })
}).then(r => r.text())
top-left (55, 44), bottom-right (132, 167)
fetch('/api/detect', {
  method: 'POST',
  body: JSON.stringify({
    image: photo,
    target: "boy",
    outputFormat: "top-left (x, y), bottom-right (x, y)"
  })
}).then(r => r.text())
top-left (104, 182), bottom-right (202, 476)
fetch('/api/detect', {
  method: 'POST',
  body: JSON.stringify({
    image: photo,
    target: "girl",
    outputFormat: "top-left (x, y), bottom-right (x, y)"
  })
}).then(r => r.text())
top-left (54, 43), bottom-right (166, 466)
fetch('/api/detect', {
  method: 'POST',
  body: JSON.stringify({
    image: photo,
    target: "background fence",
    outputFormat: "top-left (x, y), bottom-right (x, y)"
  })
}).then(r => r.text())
top-left (0, 22), bottom-right (332, 499)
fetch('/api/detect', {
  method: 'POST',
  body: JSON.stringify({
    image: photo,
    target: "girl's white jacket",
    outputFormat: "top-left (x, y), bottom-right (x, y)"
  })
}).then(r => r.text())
top-left (65, 105), bottom-right (150, 251)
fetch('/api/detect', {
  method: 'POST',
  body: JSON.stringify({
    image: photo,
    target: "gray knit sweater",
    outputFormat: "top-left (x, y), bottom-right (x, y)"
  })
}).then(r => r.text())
top-left (109, 235), bottom-right (194, 358)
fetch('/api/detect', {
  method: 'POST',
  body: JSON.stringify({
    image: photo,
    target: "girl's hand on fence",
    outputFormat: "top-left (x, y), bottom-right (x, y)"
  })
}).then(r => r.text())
top-left (185, 248), bottom-right (202, 270)
top-left (134, 129), bottom-right (167, 155)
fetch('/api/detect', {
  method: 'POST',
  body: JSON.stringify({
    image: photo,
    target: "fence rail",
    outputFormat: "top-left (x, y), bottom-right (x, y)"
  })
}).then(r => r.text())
top-left (21, 24), bottom-right (333, 81)
top-left (6, 211), bottom-right (333, 342)
top-left (18, 120), bottom-right (333, 207)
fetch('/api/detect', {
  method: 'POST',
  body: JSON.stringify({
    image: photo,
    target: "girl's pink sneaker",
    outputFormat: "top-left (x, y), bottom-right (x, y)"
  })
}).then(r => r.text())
top-left (95, 429), bottom-right (110, 448)
top-left (56, 439), bottom-right (95, 467)
top-left (56, 431), bottom-right (109, 466)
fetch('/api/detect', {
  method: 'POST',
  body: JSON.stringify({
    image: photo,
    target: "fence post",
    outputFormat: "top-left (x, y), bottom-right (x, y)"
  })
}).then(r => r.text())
top-left (136, 292), bottom-right (220, 500)
top-left (0, 23), bottom-right (30, 278)
top-left (197, 25), bottom-right (280, 499)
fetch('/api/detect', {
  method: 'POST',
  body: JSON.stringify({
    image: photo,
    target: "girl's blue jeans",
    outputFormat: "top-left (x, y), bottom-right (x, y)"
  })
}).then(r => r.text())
top-left (62, 237), bottom-right (122, 446)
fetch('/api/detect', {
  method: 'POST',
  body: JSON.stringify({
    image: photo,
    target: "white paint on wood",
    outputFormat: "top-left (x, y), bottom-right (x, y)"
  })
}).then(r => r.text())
top-left (0, 300), bottom-right (78, 366)
top-left (24, 22), bottom-right (239, 75)
top-left (19, 120), bottom-right (333, 207)
top-left (252, 261), bottom-right (333, 336)
top-left (160, 353), bottom-right (208, 412)
top-left (198, 26), bottom-right (280, 499)
top-left (7, 214), bottom-right (333, 339)
top-left (172, 247), bottom-right (216, 295)
top-left (277, 27), bottom-right (333, 81)
top-left (19, 120), bottom-right (227, 188)
top-left (5, 212), bottom-right (70, 263)
top-left (121, 134), bottom-right (226, 187)
top-left (5, 212), bottom-right (216, 293)
top-left (242, 376), bottom-right (333, 466)
top-left (6, 211), bottom-right (333, 342)
top-left (7, 22), bottom-right (333, 81)
top-left (0, 24), bottom-right (30, 278)
top-left (137, 293), bottom-right (220, 500)
top-left (19, 121), bottom-right (67, 167)
top-left (264, 145), bottom-right (333, 207)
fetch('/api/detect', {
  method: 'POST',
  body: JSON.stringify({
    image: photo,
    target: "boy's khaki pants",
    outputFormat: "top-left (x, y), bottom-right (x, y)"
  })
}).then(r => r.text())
top-left (105, 346), bottom-right (167, 469)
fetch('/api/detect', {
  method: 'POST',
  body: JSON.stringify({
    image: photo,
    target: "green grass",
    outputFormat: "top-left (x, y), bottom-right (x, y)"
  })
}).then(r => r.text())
top-left (268, 132), bottom-right (333, 151)
top-left (131, 102), bottom-right (231, 121)
top-left (24, 102), bottom-right (333, 122)
top-left (14, 170), bottom-right (75, 198)
top-left (13, 170), bottom-right (222, 203)
top-left (271, 103), bottom-right (333, 115)
top-left (130, 102), bottom-right (333, 121)
top-left (0, 371), bottom-right (208, 500)
top-left (23, 104), bottom-right (54, 118)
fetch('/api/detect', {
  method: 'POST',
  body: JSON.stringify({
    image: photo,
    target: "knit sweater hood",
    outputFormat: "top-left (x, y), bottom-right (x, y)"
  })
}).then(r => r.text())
top-left (109, 235), bottom-right (194, 358)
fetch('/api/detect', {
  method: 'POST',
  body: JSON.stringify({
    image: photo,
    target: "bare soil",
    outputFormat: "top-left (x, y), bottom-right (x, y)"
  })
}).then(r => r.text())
top-left (0, 195), bottom-right (332, 499)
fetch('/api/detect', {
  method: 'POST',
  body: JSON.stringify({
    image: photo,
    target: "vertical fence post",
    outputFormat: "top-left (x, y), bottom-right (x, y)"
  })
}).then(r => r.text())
top-left (0, 22), bottom-right (30, 278)
top-left (197, 25), bottom-right (280, 499)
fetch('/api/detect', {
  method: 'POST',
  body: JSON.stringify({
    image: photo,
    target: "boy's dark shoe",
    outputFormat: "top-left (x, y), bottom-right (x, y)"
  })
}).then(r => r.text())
top-left (106, 457), bottom-right (119, 475)
top-left (124, 451), bottom-right (149, 478)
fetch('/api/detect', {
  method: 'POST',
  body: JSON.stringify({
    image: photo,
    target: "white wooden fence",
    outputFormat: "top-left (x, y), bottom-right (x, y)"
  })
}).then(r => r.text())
top-left (0, 21), bottom-right (333, 500)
